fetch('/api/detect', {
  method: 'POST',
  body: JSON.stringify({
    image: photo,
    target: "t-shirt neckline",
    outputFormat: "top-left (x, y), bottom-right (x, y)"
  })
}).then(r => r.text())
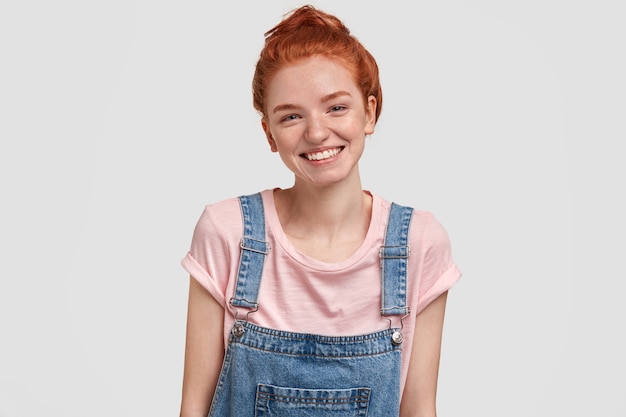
top-left (260, 188), bottom-right (383, 272)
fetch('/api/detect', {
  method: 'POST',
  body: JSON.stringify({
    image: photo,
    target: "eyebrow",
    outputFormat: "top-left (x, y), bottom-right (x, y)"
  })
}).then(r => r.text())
top-left (271, 91), bottom-right (353, 114)
top-left (321, 90), bottom-right (352, 103)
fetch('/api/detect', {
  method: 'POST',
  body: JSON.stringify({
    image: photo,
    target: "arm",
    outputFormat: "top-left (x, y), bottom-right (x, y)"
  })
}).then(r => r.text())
top-left (180, 276), bottom-right (225, 417)
top-left (400, 291), bottom-right (449, 417)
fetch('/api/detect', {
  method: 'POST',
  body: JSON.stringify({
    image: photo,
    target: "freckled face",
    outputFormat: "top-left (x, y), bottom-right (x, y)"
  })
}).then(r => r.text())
top-left (262, 55), bottom-right (376, 188)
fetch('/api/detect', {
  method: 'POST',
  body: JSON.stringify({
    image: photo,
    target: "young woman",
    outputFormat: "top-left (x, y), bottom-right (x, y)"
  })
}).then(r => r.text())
top-left (180, 5), bottom-right (461, 416)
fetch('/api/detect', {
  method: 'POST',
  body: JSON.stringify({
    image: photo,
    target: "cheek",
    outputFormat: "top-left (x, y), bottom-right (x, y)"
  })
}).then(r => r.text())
top-left (345, 117), bottom-right (371, 137)
top-left (271, 131), bottom-right (299, 153)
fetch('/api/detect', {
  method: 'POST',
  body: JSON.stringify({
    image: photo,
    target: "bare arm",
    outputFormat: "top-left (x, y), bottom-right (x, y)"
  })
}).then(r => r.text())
top-left (400, 291), bottom-right (449, 417)
top-left (180, 276), bottom-right (225, 417)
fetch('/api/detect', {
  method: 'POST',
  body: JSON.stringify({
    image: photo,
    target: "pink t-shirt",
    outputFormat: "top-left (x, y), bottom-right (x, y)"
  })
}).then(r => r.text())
top-left (182, 188), bottom-right (461, 396)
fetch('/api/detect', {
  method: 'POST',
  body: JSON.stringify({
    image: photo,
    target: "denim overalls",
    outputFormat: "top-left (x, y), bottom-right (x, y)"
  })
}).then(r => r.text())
top-left (208, 193), bottom-right (414, 416)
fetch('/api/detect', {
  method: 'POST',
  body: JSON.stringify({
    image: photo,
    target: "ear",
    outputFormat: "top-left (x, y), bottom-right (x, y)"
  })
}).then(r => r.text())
top-left (262, 118), bottom-right (278, 152)
top-left (364, 95), bottom-right (377, 135)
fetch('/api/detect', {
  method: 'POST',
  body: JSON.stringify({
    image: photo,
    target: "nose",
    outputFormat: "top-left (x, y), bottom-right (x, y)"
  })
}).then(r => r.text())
top-left (304, 113), bottom-right (329, 144)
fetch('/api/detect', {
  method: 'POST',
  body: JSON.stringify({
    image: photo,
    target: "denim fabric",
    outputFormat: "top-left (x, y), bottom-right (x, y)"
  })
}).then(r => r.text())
top-left (256, 384), bottom-right (371, 416)
top-left (210, 323), bottom-right (401, 416)
top-left (380, 202), bottom-right (413, 317)
top-left (230, 193), bottom-right (269, 310)
top-left (209, 193), bottom-right (414, 416)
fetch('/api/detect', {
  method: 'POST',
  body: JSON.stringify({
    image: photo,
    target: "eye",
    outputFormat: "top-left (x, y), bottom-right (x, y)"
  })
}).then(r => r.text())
top-left (280, 114), bottom-right (300, 122)
top-left (329, 105), bottom-right (347, 112)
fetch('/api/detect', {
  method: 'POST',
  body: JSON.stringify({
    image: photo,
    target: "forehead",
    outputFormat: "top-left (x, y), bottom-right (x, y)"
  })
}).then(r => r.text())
top-left (266, 55), bottom-right (360, 102)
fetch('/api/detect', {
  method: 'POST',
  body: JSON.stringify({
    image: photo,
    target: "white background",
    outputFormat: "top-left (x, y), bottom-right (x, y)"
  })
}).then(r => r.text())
top-left (1, 0), bottom-right (624, 416)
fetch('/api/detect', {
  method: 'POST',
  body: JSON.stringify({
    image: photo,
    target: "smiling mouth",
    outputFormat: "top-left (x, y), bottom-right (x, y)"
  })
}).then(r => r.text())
top-left (301, 147), bottom-right (344, 161)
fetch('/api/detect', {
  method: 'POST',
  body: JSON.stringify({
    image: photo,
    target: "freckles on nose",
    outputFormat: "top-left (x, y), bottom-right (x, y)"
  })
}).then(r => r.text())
top-left (305, 117), bottom-right (329, 142)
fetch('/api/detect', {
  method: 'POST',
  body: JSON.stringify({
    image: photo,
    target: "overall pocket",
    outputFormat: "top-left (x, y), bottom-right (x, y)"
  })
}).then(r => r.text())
top-left (255, 384), bottom-right (371, 416)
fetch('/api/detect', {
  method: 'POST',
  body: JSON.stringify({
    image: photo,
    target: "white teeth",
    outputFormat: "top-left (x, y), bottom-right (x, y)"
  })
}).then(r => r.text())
top-left (306, 148), bottom-right (340, 161)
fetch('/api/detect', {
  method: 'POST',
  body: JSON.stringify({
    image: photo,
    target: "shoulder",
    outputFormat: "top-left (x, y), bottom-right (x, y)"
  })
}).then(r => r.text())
top-left (374, 193), bottom-right (451, 250)
top-left (191, 195), bottom-right (244, 245)
top-left (204, 196), bottom-right (242, 221)
top-left (193, 190), bottom-right (275, 240)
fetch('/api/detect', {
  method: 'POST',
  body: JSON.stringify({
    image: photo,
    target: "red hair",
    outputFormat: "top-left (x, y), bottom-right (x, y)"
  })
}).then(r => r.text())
top-left (252, 5), bottom-right (382, 122)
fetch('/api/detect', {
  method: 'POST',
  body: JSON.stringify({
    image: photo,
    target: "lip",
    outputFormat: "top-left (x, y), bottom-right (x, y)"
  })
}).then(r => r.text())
top-left (300, 146), bottom-right (344, 161)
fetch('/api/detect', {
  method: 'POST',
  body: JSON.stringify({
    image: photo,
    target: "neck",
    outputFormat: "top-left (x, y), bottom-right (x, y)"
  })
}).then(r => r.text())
top-left (274, 175), bottom-right (371, 245)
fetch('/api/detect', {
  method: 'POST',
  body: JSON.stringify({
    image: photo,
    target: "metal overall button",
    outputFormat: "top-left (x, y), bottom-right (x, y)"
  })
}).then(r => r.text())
top-left (384, 311), bottom-right (409, 346)
top-left (391, 330), bottom-right (404, 346)
top-left (229, 298), bottom-right (258, 339)
top-left (232, 322), bottom-right (245, 338)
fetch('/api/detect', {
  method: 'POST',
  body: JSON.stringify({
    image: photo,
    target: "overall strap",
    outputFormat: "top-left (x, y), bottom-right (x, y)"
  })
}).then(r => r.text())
top-left (380, 202), bottom-right (414, 317)
top-left (230, 193), bottom-right (270, 310)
